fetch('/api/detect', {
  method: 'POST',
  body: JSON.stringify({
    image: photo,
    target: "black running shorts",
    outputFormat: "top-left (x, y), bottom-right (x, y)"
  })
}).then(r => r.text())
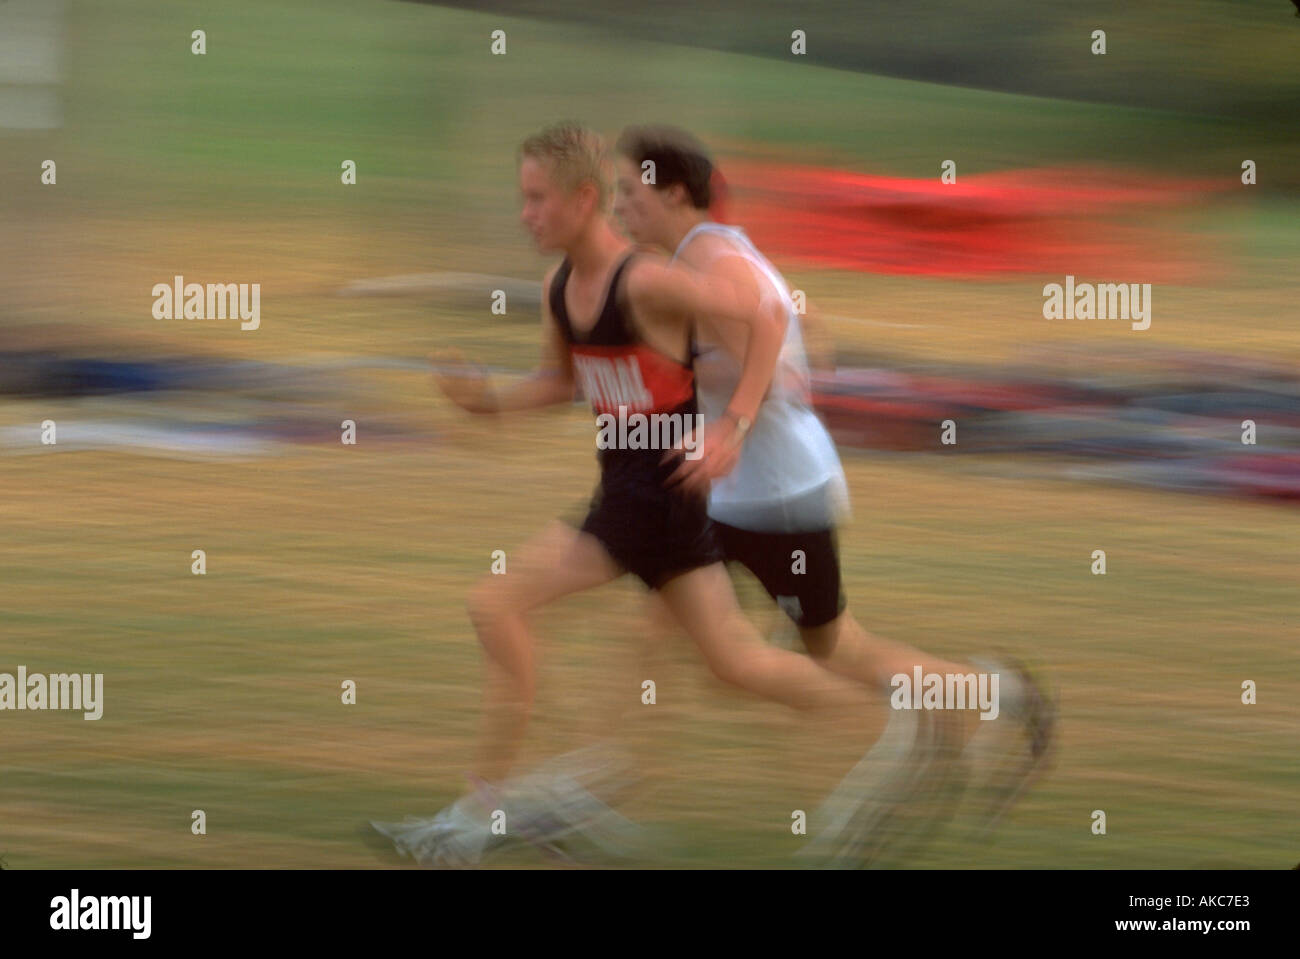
top-left (715, 522), bottom-right (846, 628)
top-left (572, 482), bottom-right (725, 591)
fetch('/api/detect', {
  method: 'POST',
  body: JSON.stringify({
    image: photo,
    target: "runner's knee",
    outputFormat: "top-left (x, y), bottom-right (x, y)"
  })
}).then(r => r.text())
top-left (467, 575), bottom-right (523, 634)
top-left (700, 615), bottom-right (766, 689)
top-left (704, 648), bottom-right (750, 688)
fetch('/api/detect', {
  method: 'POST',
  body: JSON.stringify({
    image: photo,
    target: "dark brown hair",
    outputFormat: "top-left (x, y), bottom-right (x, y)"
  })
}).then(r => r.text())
top-left (615, 125), bottom-right (714, 210)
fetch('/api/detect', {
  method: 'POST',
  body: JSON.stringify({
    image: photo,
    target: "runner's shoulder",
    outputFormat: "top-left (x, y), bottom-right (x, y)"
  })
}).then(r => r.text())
top-left (621, 249), bottom-right (674, 303)
top-left (681, 230), bottom-right (737, 264)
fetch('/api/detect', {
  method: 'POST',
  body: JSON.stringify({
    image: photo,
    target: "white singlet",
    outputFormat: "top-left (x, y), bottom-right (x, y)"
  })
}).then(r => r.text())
top-left (672, 221), bottom-right (850, 534)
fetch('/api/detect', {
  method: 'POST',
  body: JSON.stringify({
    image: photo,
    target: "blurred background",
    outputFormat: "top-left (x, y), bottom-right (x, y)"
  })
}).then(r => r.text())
top-left (1, 0), bottom-right (1297, 868)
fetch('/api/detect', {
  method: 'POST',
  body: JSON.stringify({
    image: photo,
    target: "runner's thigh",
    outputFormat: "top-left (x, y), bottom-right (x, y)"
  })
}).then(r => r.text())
top-left (474, 520), bottom-right (623, 615)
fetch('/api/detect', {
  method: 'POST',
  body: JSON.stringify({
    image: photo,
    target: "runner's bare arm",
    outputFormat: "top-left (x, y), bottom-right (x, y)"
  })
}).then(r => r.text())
top-left (625, 256), bottom-right (785, 425)
top-left (430, 265), bottom-right (575, 414)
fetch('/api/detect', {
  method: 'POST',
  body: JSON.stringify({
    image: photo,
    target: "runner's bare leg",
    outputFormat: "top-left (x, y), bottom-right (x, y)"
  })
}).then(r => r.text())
top-left (466, 520), bottom-right (621, 784)
top-left (655, 564), bottom-right (870, 713)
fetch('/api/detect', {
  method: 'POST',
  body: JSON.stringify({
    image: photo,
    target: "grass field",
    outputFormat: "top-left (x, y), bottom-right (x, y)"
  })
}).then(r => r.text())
top-left (1, 0), bottom-right (1297, 868)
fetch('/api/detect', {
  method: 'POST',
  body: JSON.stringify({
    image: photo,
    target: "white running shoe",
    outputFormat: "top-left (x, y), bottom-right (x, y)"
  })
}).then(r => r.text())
top-left (370, 792), bottom-right (499, 868)
top-left (497, 745), bottom-right (650, 862)
top-left (798, 706), bottom-right (968, 868)
top-left (959, 656), bottom-right (1058, 838)
top-left (370, 744), bottom-right (649, 867)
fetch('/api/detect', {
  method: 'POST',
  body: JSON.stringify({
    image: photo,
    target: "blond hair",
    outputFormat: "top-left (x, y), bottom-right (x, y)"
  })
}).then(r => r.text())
top-left (519, 121), bottom-right (612, 211)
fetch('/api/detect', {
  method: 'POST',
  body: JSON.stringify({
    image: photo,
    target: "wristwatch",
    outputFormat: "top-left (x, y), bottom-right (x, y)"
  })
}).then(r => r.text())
top-left (723, 409), bottom-right (752, 446)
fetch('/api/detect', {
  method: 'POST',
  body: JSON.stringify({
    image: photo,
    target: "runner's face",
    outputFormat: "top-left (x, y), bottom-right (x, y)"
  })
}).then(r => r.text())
top-left (518, 156), bottom-right (588, 253)
top-left (614, 157), bottom-right (669, 248)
